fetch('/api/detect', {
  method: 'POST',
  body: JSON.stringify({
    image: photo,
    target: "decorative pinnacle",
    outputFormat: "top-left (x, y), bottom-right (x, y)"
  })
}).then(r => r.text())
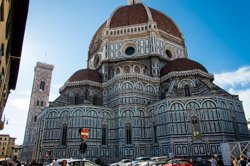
top-left (128, 0), bottom-right (141, 5)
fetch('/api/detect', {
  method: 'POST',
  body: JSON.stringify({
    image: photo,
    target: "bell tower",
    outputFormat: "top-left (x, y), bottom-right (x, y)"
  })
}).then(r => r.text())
top-left (21, 62), bottom-right (54, 161)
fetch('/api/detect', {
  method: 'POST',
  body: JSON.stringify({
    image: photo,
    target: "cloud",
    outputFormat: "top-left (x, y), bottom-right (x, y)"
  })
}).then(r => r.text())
top-left (16, 90), bottom-right (31, 96)
top-left (214, 66), bottom-right (250, 119)
top-left (214, 66), bottom-right (250, 88)
top-left (9, 98), bottom-right (30, 110)
top-left (51, 83), bottom-right (62, 89)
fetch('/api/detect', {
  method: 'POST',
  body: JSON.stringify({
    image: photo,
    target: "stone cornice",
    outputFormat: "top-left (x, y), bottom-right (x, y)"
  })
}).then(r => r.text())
top-left (104, 73), bottom-right (160, 87)
top-left (161, 69), bottom-right (214, 82)
top-left (59, 80), bottom-right (102, 93)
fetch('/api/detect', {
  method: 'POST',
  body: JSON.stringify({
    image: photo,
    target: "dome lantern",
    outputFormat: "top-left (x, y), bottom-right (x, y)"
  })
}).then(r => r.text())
top-left (128, 0), bottom-right (141, 5)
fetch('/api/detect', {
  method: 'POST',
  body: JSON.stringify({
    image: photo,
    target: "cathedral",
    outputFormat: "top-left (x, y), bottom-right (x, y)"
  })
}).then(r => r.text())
top-left (24, 0), bottom-right (249, 163)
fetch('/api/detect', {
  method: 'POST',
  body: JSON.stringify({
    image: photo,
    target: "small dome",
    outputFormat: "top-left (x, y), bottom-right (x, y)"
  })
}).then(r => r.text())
top-left (161, 58), bottom-right (208, 77)
top-left (68, 69), bottom-right (102, 83)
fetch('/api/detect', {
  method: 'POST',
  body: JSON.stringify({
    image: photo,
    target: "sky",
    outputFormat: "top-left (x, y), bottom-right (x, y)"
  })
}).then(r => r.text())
top-left (0, 0), bottom-right (250, 145)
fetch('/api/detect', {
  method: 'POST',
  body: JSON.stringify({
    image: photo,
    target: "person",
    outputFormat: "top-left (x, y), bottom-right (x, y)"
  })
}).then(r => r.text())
top-left (246, 159), bottom-right (250, 166)
top-left (232, 158), bottom-right (238, 166)
top-left (209, 155), bottom-right (217, 166)
top-left (217, 157), bottom-right (224, 166)
top-left (238, 155), bottom-right (247, 166)
top-left (52, 159), bottom-right (59, 166)
top-left (60, 160), bottom-right (67, 166)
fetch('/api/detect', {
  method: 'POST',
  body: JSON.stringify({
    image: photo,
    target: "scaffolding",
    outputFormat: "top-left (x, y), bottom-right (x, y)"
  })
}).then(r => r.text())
top-left (221, 141), bottom-right (250, 166)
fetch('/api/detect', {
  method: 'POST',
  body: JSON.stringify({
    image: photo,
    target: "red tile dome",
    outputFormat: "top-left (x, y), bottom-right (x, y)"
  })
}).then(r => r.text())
top-left (109, 4), bottom-right (182, 38)
top-left (68, 69), bottom-right (102, 83)
top-left (89, 3), bottom-right (184, 61)
top-left (161, 58), bottom-right (208, 77)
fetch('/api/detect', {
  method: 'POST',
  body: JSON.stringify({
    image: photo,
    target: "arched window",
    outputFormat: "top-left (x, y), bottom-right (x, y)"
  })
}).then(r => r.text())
top-left (116, 68), bottom-right (120, 75)
top-left (93, 95), bottom-right (98, 105)
top-left (124, 66), bottom-right (130, 74)
top-left (34, 116), bottom-right (37, 122)
top-left (184, 85), bottom-right (191, 96)
top-left (165, 49), bottom-right (172, 58)
top-left (102, 125), bottom-right (107, 145)
top-left (74, 94), bottom-right (80, 105)
top-left (191, 118), bottom-right (201, 140)
top-left (153, 122), bottom-right (158, 143)
top-left (61, 124), bottom-right (67, 145)
top-left (39, 81), bottom-right (45, 91)
top-left (126, 124), bottom-right (132, 144)
top-left (134, 66), bottom-right (140, 74)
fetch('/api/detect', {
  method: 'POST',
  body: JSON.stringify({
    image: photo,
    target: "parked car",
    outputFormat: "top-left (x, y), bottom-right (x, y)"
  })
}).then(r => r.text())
top-left (149, 156), bottom-right (169, 166)
top-left (46, 158), bottom-right (99, 166)
top-left (132, 157), bottom-right (151, 166)
top-left (110, 159), bottom-right (133, 166)
top-left (163, 159), bottom-right (192, 166)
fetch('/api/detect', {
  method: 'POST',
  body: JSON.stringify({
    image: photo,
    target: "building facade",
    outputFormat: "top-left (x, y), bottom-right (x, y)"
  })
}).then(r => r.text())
top-left (13, 145), bottom-right (22, 161)
top-left (34, 0), bottom-right (249, 163)
top-left (21, 62), bottom-right (54, 161)
top-left (0, 134), bottom-right (16, 159)
top-left (0, 0), bottom-right (29, 129)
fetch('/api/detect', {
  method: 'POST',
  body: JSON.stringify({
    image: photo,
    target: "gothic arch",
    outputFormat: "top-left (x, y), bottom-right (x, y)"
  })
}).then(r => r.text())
top-left (157, 104), bottom-right (166, 113)
top-left (123, 65), bottom-right (131, 74)
top-left (115, 67), bottom-right (121, 75)
top-left (145, 84), bottom-right (155, 93)
top-left (134, 65), bottom-right (141, 74)
top-left (229, 103), bottom-right (235, 111)
top-left (108, 87), bottom-right (113, 96)
top-left (138, 109), bottom-right (145, 117)
top-left (121, 110), bottom-right (134, 118)
top-left (47, 111), bottom-right (58, 118)
top-left (185, 100), bottom-right (200, 110)
top-left (87, 110), bottom-right (98, 117)
top-left (237, 105), bottom-right (243, 112)
top-left (135, 82), bottom-right (144, 91)
top-left (178, 79), bottom-right (195, 88)
top-left (148, 108), bottom-right (157, 122)
top-left (170, 102), bottom-right (184, 111)
top-left (60, 110), bottom-right (70, 117)
top-left (114, 83), bottom-right (119, 92)
top-left (121, 81), bottom-right (133, 90)
top-left (72, 109), bottom-right (84, 116)
top-left (70, 88), bottom-right (84, 97)
top-left (100, 111), bottom-right (112, 119)
top-left (220, 101), bottom-right (227, 109)
top-left (201, 100), bottom-right (216, 108)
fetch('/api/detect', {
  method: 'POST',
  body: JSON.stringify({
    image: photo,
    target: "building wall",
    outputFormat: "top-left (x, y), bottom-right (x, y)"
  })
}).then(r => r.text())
top-left (0, 0), bottom-right (29, 130)
top-left (35, 82), bottom-right (249, 163)
top-left (0, 134), bottom-right (16, 159)
top-left (0, 0), bottom-right (13, 128)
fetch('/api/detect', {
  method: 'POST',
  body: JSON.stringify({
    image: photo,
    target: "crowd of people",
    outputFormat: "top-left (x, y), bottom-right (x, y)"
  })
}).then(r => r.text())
top-left (208, 155), bottom-right (224, 166)
top-left (232, 155), bottom-right (250, 166)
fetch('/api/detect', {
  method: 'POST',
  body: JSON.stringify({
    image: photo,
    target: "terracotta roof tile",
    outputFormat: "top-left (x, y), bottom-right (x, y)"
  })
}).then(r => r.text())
top-left (68, 69), bottom-right (102, 83)
top-left (161, 58), bottom-right (208, 77)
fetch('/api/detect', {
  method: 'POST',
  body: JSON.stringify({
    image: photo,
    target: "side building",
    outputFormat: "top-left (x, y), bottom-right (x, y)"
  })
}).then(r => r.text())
top-left (0, 0), bottom-right (30, 129)
top-left (0, 134), bottom-right (16, 159)
top-left (21, 62), bottom-right (53, 162)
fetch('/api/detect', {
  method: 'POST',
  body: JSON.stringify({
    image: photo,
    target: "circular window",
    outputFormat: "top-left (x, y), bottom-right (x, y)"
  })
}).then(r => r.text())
top-left (93, 55), bottom-right (100, 67)
top-left (125, 47), bottom-right (135, 56)
top-left (165, 50), bottom-right (172, 58)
